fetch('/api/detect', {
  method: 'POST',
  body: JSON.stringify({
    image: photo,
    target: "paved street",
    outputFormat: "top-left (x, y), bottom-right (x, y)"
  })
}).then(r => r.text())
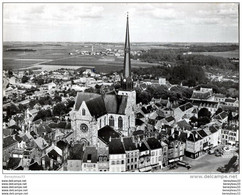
top-left (154, 151), bottom-right (236, 173)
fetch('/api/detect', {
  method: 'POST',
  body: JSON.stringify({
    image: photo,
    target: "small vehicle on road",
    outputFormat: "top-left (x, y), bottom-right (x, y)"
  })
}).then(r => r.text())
top-left (177, 161), bottom-right (192, 170)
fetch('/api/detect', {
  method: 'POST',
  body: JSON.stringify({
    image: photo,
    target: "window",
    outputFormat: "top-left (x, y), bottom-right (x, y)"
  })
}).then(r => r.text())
top-left (82, 108), bottom-right (86, 116)
top-left (127, 165), bottom-right (130, 170)
top-left (121, 160), bottom-right (124, 164)
top-left (131, 165), bottom-right (133, 170)
top-left (127, 159), bottom-right (130, 163)
top-left (109, 115), bottom-right (114, 127)
top-left (104, 116), bottom-right (106, 126)
top-left (118, 116), bottom-right (123, 129)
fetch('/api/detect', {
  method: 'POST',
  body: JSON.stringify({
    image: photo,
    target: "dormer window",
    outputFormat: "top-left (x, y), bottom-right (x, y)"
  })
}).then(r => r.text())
top-left (82, 108), bottom-right (86, 116)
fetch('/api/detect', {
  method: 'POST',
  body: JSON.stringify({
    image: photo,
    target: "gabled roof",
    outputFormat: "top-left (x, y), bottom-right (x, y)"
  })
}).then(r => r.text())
top-left (209, 125), bottom-right (219, 133)
top-left (191, 91), bottom-right (211, 99)
top-left (109, 138), bottom-right (125, 155)
top-left (74, 92), bottom-right (101, 111)
top-left (85, 96), bottom-right (107, 118)
top-left (83, 147), bottom-right (97, 163)
top-left (69, 144), bottom-right (84, 160)
top-left (165, 116), bottom-right (175, 122)
top-left (98, 125), bottom-right (120, 145)
top-left (57, 140), bottom-right (69, 151)
top-left (29, 162), bottom-right (43, 170)
top-left (132, 130), bottom-right (144, 136)
top-left (136, 118), bottom-right (144, 126)
top-left (3, 136), bottom-right (18, 148)
top-left (177, 120), bottom-right (191, 130)
top-left (225, 98), bottom-right (236, 103)
top-left (103, 94), bottom-right (127, 115)
top-left (138, 142), bottom-right (149, 152)
top-left (7, 157), bottom-right (21, 170)
top-left (187, 131), bottom-right (203, 142)
top-left (179, 102), bottom-right (193, 112)
top-left (146, 137), bottom-right (162, 150)
top-left (197, 129), bottom-right (208, 138)
top-left (123, 137), bottom-right (137, 151)
top-left (48, 149), bottom-right (61, 161)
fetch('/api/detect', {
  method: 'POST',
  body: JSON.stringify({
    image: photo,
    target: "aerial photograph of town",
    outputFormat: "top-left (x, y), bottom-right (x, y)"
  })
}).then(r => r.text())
top-left (2, 3), bottom-right (239, 173)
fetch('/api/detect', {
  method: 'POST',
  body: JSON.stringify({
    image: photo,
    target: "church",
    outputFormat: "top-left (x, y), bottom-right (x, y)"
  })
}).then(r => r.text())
top-left (70, 14), bottom-right (136, 146)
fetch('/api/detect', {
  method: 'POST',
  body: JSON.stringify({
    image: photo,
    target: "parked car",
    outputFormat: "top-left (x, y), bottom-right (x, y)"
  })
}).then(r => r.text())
top-left (217, 166), bottom-right (226, 173)
top-left (208, 149), bottom-right (215, 155)
top-left (177, 161), bottom-right (192, 170)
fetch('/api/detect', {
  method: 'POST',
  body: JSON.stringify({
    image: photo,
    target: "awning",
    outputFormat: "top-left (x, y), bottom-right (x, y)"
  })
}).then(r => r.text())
top-left (203, 146), bottom-right (209, 150)
top-left (139, 166), bottom-right (152, 172)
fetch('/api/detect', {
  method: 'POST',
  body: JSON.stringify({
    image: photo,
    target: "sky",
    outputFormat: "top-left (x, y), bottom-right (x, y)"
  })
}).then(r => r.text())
top-left (3, 3), bottom-right (239, 43)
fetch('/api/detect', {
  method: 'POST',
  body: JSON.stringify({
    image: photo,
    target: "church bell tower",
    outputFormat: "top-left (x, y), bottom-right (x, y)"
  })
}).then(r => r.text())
top-left (118, 13), bottom-right (136, 135)
top-left (121, 13), bottom-right (133, 91)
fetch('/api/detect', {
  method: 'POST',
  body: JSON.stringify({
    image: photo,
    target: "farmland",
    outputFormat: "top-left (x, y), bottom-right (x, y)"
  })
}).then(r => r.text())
top-left (193, 50), bottom-right (239, 58)
top-left (3, 42), bottom-right (239, 73)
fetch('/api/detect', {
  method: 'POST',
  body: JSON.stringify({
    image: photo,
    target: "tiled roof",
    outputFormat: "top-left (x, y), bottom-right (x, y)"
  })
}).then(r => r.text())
top-left (146, 137), bottom-right (162, 150)
top-left (177, 120), bottom-right (191, 130)
top-left (197, 129), bottom-right (208, 138)
top-left (57, 140), bottom-right (69, 151)
top-left (109, 138), bottom-right (125, 154)
top-left (136, 118), bottom-right (144, 126)
top-left (123, 137), bottom-right (137, 151)
top-left (83, 147), bottom-right (97, 163)
top-left (48, 149), bottom-right (61, 161)
top-left (225, 98), bottom-right (236, 103)
top-left (191, 91), bottom-right (211, 100)
top-left (132, 130), bottom-right (144, 136)
top-left (69, 144), bottom-right (84, 160)
top-left (165, 116), bottom-right (175, 122)
top-left (103, 94), bottom-right (127, 115)
top-left (138, 142), bottom-right (149, 152)
top-left (86, 96), bottom-right (107, 118)
top-left (98, 125), bottom-right (120, 145)
top-left (179, 102), bottom-right (193, 112)
top-left (74, 92), bottom-right (101, 111)
top-left (209, 126), bottom-right (219, 133)
top-left (187, 131), bottom-right (203, 142)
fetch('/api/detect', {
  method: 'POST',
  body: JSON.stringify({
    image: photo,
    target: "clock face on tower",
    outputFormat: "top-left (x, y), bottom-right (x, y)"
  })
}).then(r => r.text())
top-left (80, 123), bottom-right (88, 133)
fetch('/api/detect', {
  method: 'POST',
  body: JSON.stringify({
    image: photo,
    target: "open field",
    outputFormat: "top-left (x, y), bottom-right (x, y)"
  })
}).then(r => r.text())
top-left (3, 42), bottom-right (239, 72)
top-left (193, 50), bottom-right (239, 58)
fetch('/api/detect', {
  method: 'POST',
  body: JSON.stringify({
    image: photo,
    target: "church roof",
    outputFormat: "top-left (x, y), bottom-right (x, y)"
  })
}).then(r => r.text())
top-left (86, 96), bottom-right (107, 118)
top-left (74, 92), bottom-right (101, 111)
top-left (74, 92), bottom-right (128, 118)
top-left (103, 94), bottom-right (127, 115)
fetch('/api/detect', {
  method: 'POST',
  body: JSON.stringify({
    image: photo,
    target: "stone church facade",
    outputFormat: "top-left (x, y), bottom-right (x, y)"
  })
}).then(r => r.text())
top-left (70, 14), bottom-right (136, 146)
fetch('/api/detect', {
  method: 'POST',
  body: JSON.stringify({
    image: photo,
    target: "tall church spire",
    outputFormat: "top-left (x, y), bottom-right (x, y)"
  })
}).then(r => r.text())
top-left (121, 13), bottom-right (133, 90)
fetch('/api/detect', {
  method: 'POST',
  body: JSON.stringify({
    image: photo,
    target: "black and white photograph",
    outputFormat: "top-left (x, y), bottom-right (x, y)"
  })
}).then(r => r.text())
top-left (2, 1), bottom-right (239, 177)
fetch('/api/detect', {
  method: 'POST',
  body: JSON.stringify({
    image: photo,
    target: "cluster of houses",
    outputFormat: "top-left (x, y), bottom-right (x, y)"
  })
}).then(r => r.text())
top-left (2, 67), bottom-right (239, 172)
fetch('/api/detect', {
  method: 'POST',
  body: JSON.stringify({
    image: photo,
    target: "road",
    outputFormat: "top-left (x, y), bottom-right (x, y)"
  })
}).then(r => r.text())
top-left (154, 151), bottom-right (235, 173)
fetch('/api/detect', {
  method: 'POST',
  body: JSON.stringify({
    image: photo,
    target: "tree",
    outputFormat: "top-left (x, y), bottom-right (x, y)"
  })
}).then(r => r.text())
top-left (53, 103), bottom-right (67, 117)
top-left (21, 76), bottom-right (29, 83)
top-left (198, 108), bottom-right (211, 118)
top-left (197, 108), bottom-right (211, 126)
